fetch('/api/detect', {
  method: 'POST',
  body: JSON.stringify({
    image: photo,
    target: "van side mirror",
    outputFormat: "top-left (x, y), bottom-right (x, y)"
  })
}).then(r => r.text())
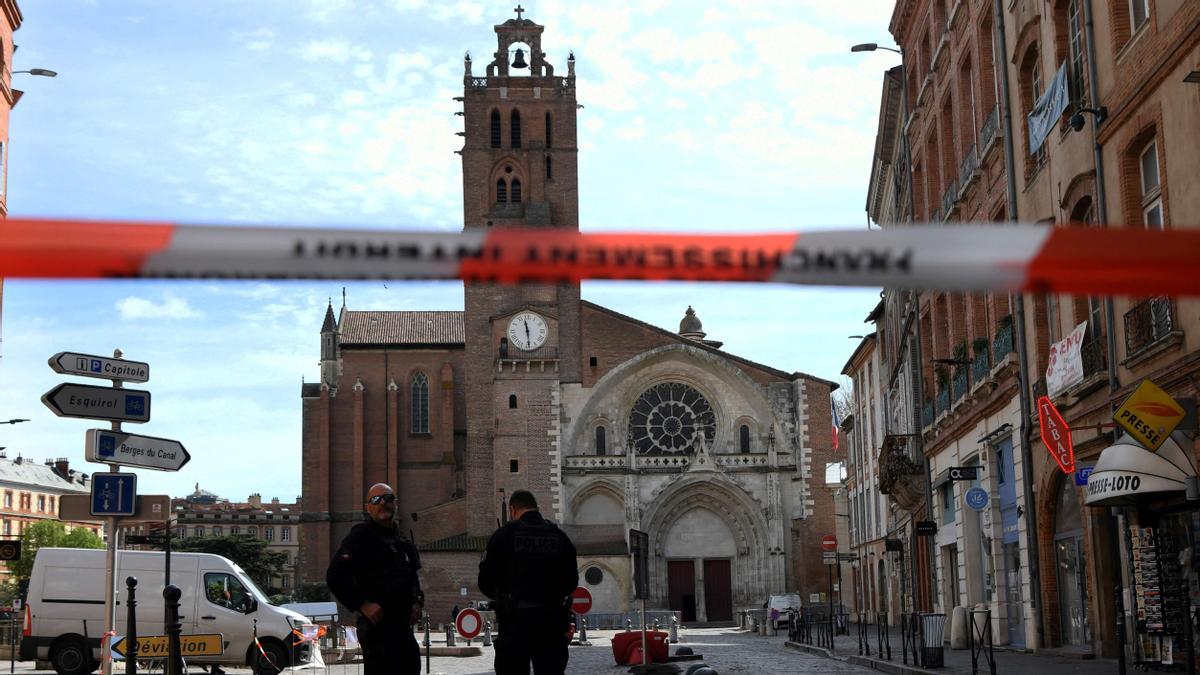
top-left (249, 598), bottom-right (259, 613)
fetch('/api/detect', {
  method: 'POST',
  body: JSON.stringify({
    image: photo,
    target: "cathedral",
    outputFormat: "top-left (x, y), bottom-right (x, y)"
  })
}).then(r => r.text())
top-left (299, 11), bottom-right (839, 623)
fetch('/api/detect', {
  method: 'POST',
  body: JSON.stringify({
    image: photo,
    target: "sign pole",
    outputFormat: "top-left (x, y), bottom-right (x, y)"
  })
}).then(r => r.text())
top-left (640, 598), bottom-right (647, 667)
top-left (102, 350), bottom-right (125, 675)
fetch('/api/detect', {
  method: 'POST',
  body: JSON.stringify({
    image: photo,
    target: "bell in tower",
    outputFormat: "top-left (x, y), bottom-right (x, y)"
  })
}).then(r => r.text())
top-left (511, 47), bottom-right (528, 69)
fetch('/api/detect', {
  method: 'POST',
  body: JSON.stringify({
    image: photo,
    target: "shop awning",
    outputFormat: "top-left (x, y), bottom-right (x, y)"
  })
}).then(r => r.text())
top-left (1085, 432), bottom-right (1197, 507)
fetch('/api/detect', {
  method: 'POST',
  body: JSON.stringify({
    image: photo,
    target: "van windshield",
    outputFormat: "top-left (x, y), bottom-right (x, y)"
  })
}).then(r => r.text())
top-left (232, 564), bottom-right (270, 604)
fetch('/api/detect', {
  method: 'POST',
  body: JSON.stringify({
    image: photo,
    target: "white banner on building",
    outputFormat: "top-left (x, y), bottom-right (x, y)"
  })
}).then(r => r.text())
top-left (1046, 321), bottom-right (1089, 398)
top-left (1028, 62), bottom-right (1071, 153)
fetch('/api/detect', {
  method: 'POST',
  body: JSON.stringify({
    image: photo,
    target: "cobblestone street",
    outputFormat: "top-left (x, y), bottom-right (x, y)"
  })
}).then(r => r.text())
top-left (309, 626), bottom-right (872, 675)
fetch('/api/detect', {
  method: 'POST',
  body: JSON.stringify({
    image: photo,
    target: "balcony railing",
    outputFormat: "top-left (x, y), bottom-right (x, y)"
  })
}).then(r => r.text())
top-left (992, 320), bottom-right (1014, 361)
top-left (922, 401), bottom-right (935, 428)
top-left (1124, 296), bottom-right (1176, 359)
top-left (971, 348), bottom-right (990, 383)
top-left (981, 106), bottom-right (1000, 152)
top-left (1080, 335), bottom-right (1107, 378)
top-left (941, 179), bottom-right (960, 218)
top-left (952, 368), bottom-right (969, 400)
top-left (936, 387), bottom-right (951, 416)
top-left (958, 142), bottom-right (979, 188)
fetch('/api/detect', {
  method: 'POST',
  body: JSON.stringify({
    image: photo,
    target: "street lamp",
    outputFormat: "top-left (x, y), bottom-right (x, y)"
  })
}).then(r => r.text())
top-left (851, 43), bottom-right (902, 56)
top-left (1, 419), bottom-right (29, 425)
top-left (12, 69), bottom-right (57, 77)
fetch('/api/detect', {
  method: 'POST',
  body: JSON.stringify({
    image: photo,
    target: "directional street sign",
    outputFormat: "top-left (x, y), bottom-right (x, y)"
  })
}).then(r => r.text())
top-left (85, 430), bottom-right (190, 472)
top-left (822, 551), bottom-right (838, 565)
top-left (48, 352), bottom-right (150, 383)
top-left (91, 473), bottom-right (137, 517)
top-left (838, 552), bottom-right (858, 562)
top-left (111, 634), bottom-right (223, 659)
top-left (915, 520), bottom-right (938, 536)
top-left (41, 383), bottom-right (151, 423)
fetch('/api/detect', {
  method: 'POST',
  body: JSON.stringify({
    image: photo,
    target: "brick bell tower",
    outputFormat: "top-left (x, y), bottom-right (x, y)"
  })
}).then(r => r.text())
top-left (460, 8), bottom-right (581, 533)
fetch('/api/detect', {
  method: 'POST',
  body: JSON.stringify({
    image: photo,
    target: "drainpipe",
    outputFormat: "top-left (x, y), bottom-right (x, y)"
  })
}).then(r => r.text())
top-left (994, 0), bottom-right (1043, 650)
top-left (912, 290), bottom-right (934, 614)
top-left (1081, 0), bottom-right (1120, 395)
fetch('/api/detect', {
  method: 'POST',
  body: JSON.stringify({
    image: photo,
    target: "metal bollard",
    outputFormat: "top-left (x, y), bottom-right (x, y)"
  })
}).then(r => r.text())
top-left (653, 619), bottom-right (660, 631)
top-left (670, 616), bottom-right (679, 644)
top-left (163, 585), bottom-right (184, 675)
top-left (423, 616), bottom-right (431, 674)
top-left (579, 617), bottom-right (589, 644)
top-left (626, 618), bottom-right (632, 632)
top-left (125, 577), bottom-right (138, 675)
top-left (483, 620), bottom-right (493, 647)
top-left (446, 624), bottom-right (456, 647)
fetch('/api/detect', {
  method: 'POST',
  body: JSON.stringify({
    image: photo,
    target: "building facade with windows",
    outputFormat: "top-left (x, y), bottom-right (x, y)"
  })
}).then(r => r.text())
top-left (300, 11), bottom-right (841, 625)
top-left (0, 454), bottom-right (98, 579)
top-left (875, 0), bottom-right (1033, 647)
top-left (173, 487), bottom-right (301, 594)
top-left (998, 0), bottom-right (1200, 658)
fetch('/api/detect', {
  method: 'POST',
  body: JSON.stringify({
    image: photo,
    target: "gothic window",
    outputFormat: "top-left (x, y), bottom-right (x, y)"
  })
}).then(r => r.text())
top-left (511, 179), bottom-right (522, 203)
top-left (490, 109), bottom-right (501, 148)
top-left (511, 109), bottom-right (522, 148)
top-left (595, 426), bottom-right (607, 455)
top-left (545, 155), bottom-right (552, 180)
top-left (411, 372), bottom-right (430, 433)
top-left (545, 112), bottom-right (552, 147)
top-left (496, 179), bottom-right (508, 204)
top-left (627, 382), bottom-right (716, 455)
top-left (739, 425), bottom-right (751, 453)
top-left (509, 394), bottom-right (518, 409)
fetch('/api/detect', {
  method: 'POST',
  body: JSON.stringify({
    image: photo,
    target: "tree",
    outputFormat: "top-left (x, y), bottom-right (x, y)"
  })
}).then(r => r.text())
top-left (174, 535), bottom-right (287, 591)
top-left (292, 582), bottom-right (331, 603)
top-left (6, 521), bottom-right (104, 581)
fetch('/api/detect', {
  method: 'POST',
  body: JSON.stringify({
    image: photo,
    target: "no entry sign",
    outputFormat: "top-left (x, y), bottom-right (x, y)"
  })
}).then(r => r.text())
top-left (821, 534), bottom-right (838, 552)
top-left (571, 586), bottom-right (593, 615)
top-left (455, 608), bottom-right (482, 639)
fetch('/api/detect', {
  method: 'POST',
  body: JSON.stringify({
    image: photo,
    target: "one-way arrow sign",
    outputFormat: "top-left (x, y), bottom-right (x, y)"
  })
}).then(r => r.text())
top-left (41, 383), bottom-right (151, 423)
top-left (85, 430), bottom-right (190, 472)
top-left (48, 352), bottom-right (150, 383)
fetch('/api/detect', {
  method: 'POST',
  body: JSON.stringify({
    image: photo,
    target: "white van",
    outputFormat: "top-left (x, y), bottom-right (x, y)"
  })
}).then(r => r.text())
top-left (767, 593), bottom-right (802, 629)
top-left (22, 548), bottom-right (314, 675)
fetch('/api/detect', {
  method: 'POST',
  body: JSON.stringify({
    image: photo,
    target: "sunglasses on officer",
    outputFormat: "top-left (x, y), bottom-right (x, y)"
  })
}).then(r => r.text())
top-left (367, 493), bottom-right (396, 505)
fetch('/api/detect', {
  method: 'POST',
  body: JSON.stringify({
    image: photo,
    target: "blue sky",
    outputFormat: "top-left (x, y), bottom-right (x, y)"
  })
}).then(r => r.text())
top-left (1, 0), bottom-right (899, 500)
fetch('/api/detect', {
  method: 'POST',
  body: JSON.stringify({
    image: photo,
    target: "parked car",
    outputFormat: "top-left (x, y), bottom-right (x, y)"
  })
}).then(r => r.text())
top-left (22, 548), bottom-right (315, 675)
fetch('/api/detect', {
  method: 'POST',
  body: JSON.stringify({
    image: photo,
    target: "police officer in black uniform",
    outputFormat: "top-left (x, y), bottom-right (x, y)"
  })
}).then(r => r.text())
top-left (327, 483), bottom-right (424, 675)
top-left (479, 490), bottom-right (579, 675)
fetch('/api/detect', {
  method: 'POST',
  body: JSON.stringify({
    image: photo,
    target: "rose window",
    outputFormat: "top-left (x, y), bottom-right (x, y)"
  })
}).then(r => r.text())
top-left (628, 382), bottom-right (716, 455)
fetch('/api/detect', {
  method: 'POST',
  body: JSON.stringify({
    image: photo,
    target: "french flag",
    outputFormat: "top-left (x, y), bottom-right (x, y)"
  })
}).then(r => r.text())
top-left (831, 398), bottom-right (841, 451)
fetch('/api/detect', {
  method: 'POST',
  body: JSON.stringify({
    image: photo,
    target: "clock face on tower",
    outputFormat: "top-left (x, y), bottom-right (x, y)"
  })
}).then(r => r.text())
top-left (507, 311), bottom-right (548, 351)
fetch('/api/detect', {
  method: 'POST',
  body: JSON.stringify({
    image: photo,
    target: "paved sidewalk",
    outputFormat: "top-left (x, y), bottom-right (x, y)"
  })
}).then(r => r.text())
top-left (782, 620), bottom-right (1122, 675)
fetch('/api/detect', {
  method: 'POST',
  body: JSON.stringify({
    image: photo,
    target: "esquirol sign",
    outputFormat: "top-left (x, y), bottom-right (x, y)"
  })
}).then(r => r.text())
top-left (1085, 432), bottom-right (1195, 507)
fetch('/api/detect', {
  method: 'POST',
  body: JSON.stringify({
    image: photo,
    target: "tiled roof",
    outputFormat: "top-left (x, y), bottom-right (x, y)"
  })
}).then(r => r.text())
top-left (420, 532), bottom-right (489, 552)
top-left (339, 311), bottom-right (465, 346)
top-left (0, 458), bottom-right (89, 493)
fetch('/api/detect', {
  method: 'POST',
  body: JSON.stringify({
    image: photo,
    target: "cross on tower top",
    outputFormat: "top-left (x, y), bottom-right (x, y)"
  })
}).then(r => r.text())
top-left (514, 4), bottom-right (524, 20)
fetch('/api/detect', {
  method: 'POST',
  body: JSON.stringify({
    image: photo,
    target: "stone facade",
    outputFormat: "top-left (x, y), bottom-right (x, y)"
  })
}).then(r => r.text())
top-left (299, 10), bottom-right (838, 625)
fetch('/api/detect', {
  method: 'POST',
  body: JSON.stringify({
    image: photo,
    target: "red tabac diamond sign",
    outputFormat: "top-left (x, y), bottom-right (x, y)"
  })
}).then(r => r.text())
top-left (1038, 395), bottom-right (1075, 474)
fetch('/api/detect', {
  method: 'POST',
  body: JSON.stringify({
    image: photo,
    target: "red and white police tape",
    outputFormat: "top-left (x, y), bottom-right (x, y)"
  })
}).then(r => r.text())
top-left (2, 217), bottom-right (1199, 295)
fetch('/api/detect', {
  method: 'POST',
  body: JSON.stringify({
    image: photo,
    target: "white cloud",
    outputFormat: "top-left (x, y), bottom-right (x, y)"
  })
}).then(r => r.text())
top-left (115, 294), bottom-right (203, 320)
top-left (232, 28), bottom-right (275, 52)
top-left (299, 39), bottom-right (372, 63)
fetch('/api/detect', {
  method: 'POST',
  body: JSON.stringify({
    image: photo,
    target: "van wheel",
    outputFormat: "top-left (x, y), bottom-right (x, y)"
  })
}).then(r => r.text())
top-left (50, 636), bottom-right (94, 675)
top-left (251, 638), bottom-right (289, 675)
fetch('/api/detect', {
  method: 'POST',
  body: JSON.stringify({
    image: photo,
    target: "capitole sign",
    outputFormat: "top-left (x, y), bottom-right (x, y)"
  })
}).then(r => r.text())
top-left (1038, 395), bottom-right (1075, 474)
